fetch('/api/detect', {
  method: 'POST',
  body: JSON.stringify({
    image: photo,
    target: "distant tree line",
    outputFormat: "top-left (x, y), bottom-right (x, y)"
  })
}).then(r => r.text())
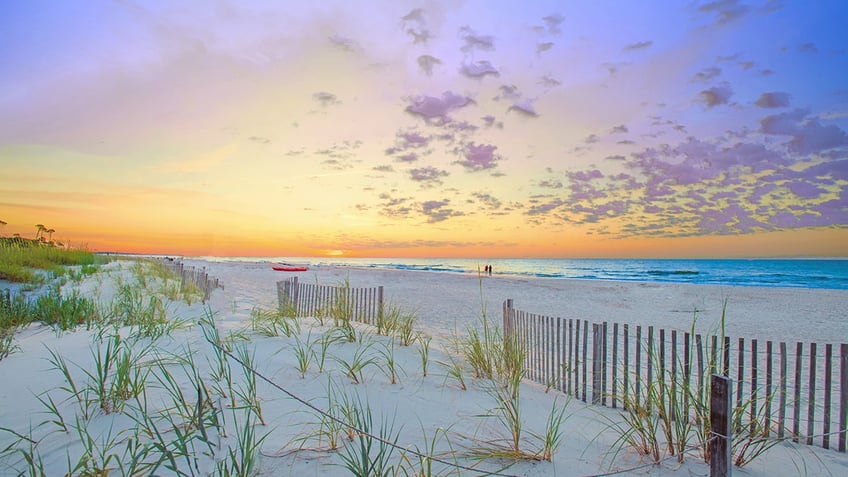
top-left (0, 220), bottom-right (63, 248)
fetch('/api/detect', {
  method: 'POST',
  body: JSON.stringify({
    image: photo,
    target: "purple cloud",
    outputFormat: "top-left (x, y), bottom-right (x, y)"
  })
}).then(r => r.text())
top-left (409, 166), bottom-right (449, 186)
top-left (460, 60), bottom-right (499, 78)
top-left (692, 66), bottom-right (721, 82)
top-left (406, 91), bottom-right (473, 124)
top-left (459, 26), bottom-right (495, 52)
top-left (401, 8), bottom-right (425, 26)
top-left (397, 153), bottom-right (418, 163)
top-left (538, 179), bottom-right (563, 189)
top-left (496, 84), bottom-right (521, 101)
top-left (760, 108), bottom-right (807, 135)
top-left (609, 124), bottom-right (629, 134)
top-left (421, 200), bottom-right (462, 222)
top-left (417, 55), bottom-right (442, 76)
top-left (481, 115), bottom-right (503, 129)
top-left (328, 34), bottom-right (361, 52)
top-left (397, 131), bottom-right (430, 147)
top-left (313, 91), bottom-right (340, 107)
top-left (761, 109), bottom-right (848, 154)
top-left (406, 28), bottom-right (432, 44)
top-left (508, 99), bottom-right (538, 117)
top-left (538, 75), bottom-right (561, 88)
top-left (755, 92), bottom-right (791, 108)
top-left (537, 42), bottom-right (554, 54)
top-left (623, 40), bottom-right (653, 52)
top-left (526, 198), bottom-right (565, 216)
top-left (472, 192), bottom-right (502, 209)
top-left (785, 180), bottom-right (826, 199)
top-left (542, 14), bottom-right (565, 35)
top-left (698, 0), bottom-right (750, 25)
top-left (378, 193), bottom-right (413, 219)
top-left (699, 84), bottom-right (733, 107)
top-left (456, 143), bottom-right (502, 171)
top-left (569, 169), bottom-right (603, 182)
top-left (798, 43), bottom-right (818, 54)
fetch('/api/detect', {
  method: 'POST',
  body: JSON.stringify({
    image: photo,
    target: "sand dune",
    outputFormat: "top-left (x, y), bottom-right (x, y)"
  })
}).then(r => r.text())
top-left (1, 258), bottom-right (846, 476)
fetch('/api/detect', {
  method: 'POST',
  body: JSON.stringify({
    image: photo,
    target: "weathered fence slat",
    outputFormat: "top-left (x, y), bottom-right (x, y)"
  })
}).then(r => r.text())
top-left (840, 343), bottom-right (847, 452)
top-left (602, 321), bottom-right (608, 405)
top-left (635, 326), bottom-right (642, 410)
top-left (778, 341), bottom-right (788, 439)
top-left (592, 324), bottom-right (603, 405)
top-left (612, 322), bottom-right (619, 409)
top-left (765, 340), bottom-right (773, 436)
top-left (737, 337), bottom-right (745, 432)
top-left (623, 324), bottom-right (629, 410)
top-left (582, 321), bottom-right (588, 403)
top-left (793, 342), bottom-right (803, 442)
top-left (751, 339), bottom-right (758, 434)
top-left (825, 343), bottom-right (833, 449)
top-left (808, 342), bottom-right (817, 445)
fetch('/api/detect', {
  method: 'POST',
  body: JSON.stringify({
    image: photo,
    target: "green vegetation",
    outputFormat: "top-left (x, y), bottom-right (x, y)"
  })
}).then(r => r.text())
top-left (0, 237), bottom-right (105, 284)
top-left (0, 252), bottom-right (207, 361)
top-left (606, 301), bottom-right (780, 468)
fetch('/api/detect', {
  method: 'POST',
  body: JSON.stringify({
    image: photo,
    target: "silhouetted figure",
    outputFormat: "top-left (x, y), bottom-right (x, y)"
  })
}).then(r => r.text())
top-left (488, 264), bottom-right (493, 276)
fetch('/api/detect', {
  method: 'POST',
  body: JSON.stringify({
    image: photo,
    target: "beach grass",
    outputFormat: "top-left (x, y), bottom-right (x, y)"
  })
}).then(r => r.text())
top-left (0, 256), bottom-right (206, 361)
top-left (337, 390), bottom-right (402, 477)
top-left (0, 239), bottom-right (105, 284)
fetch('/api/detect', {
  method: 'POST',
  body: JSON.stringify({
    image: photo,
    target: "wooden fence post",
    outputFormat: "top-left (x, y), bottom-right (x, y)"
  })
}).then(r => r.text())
top-left (710, 374), bottom-right (733, 477)
top-left (291, 277), bottom-right (299, 315)
top-left (277, 281), bottom-right (285, 307)
top-left (839, 343), bottom-right (847, 452)
top-left (592, 324), bottom-right (603, 405)
top-left (377, 286), bottom-right (384, 325)
top-left (824, 343), bottom-right (832, 449)
top-left (503, 299), bottom-right (513, 338)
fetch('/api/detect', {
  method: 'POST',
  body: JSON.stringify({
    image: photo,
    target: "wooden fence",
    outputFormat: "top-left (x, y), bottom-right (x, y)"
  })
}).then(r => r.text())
top-left (503, 299), bottom-right (848, 453)
top-left (158, 259), bottom-right (223, 303)
top-left (277, 277), bottom-right (384, 326)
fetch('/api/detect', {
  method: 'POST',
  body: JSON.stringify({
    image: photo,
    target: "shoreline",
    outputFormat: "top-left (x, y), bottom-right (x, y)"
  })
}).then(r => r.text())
top-left (196, 256), bottom-right (848, 291)
top-left (194, 259), bottom-right (848, 345)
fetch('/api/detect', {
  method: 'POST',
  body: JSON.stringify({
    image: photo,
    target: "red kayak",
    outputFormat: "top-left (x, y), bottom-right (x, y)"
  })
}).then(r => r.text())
top-left (272, 264), bottom-right (308, 272)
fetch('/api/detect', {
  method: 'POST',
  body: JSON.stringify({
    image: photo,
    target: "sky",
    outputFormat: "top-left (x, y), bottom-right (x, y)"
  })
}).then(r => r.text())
top-left (1, 0), bottom-right (847, 258)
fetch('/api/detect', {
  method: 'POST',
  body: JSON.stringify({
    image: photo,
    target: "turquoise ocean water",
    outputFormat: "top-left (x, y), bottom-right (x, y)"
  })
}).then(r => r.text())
top-left (202, 257), bottom-right (848, 290)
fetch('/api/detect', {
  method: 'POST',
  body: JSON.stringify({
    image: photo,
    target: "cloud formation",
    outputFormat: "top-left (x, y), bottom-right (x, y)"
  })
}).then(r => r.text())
top-left (406, 91), bottom-right (473, 124)
top-left (454, 143), bottom-right (502, 171)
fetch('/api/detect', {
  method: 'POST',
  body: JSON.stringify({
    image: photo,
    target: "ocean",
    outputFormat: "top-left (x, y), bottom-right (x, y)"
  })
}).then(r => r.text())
top-left (202, 257), bottom-right (848, 290)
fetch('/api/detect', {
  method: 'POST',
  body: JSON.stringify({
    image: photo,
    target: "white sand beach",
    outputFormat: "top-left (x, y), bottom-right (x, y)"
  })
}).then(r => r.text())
top-left (1, 258), bottom-right (847, 476)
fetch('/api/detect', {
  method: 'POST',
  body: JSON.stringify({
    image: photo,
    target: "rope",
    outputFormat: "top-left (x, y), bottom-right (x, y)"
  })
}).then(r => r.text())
top-left (204, 336), bottom-right (522, 477)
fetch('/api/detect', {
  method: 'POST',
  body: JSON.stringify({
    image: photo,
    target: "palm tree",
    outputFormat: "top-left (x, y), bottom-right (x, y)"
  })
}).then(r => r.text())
top-left (0, 219), bottom-right (6, 236)
top-left (35, 224), bottom-right (46, 240)
top-left (46, 228), bottom-right (55, 243)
